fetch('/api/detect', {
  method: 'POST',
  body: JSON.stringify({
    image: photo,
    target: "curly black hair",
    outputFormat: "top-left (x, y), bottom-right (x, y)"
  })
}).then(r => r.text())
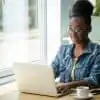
top-left (70, 0), bottom-right (94, 26)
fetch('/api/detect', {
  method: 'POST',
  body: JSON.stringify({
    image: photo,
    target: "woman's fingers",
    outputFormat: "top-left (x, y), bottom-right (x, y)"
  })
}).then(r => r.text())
top-left (56, 83), bottom-right (70, 94)
top-left (56, 82), bottom-right (72, 95)
top-left (57, 86), bottom-right (64, 93)
top-left (61, 88), bottom-right (70, 95)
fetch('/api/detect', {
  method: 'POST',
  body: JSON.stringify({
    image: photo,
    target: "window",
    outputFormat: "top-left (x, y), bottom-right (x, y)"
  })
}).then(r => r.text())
top-left (0, 0), bottom-right (47, 66)
top-left (28, 0), bottom-right (46, 63)
top-left (0, 0), bottom-right (3, 32)
top-left (0, 0), bottom-right (61, 85)
top-left (0, 0), bottom-right (47, 85)
top-left (28, 0), bottom-right (38, 29)
top-left (28, 0), bottom-right (40, 62)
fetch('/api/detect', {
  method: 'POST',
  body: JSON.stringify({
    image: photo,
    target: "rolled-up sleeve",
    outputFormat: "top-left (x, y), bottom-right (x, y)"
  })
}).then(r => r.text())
top-left (51, 53), bottom-right (60, 78)
top-left (51, 46), bottom-right (62, 78)
top-left (51, 45), bottom-right (66, 78)
top-left (84, 54), bottom-right (100, 86)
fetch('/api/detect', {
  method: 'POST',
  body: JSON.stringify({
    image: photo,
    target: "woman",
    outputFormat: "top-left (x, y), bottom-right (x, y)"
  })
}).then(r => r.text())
top-left (52, 0), bottom-right (100, 93)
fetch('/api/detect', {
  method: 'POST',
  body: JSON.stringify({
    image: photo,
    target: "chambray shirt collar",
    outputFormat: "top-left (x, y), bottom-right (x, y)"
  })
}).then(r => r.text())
top-left (64, 44), bottom-right (73, 59)
top-left (65, 40), bottom-right (93, 58)
top-left (83, 40), bottom-right (93, 54)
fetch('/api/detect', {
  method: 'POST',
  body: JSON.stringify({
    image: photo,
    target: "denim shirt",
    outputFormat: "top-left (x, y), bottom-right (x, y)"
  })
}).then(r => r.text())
top-left (51, 41), bottom-right (100, 86)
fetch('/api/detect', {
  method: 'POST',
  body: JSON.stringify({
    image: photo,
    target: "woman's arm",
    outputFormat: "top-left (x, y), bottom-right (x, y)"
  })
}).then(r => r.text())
top-left (57, 53), bottom-right (100, 93)
top-left (56, 80), bottom-right (88, 94)
top-left (51, 45), bottom-right (68, 78)
top-left (51, 48), bottom-right (61, 78)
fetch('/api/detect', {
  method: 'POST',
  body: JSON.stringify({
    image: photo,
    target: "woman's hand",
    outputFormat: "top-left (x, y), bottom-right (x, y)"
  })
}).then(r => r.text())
top-left (56, 82), bottom-right (71, 94)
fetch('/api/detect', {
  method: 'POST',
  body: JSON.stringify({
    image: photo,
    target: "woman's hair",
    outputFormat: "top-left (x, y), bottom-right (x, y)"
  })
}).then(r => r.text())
top-left (70, 0), bottom-right (94, 26)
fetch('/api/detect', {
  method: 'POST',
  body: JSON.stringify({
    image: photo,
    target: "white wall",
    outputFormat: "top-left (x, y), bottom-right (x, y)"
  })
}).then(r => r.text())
top-left (61, 0), bottom-right (74, 40)
top-left (89, 16), bottom-right (100, 43)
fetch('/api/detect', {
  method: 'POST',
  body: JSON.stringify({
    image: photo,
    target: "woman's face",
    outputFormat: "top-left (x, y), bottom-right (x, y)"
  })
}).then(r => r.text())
top-left (68, 17), bottom-right (89, 44)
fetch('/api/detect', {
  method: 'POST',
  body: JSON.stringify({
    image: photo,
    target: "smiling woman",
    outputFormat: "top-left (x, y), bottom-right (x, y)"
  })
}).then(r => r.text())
top-left (52, 0), bottom-right (100, 94)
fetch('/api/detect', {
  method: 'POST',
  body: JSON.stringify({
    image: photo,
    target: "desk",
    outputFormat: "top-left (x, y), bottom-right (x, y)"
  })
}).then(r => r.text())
top-left (20, 93), bottom-right (100, 100)
top-left (0, 82), bottom-right (100, 100)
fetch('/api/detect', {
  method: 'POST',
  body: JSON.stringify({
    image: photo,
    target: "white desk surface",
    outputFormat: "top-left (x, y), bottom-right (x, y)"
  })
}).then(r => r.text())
top-left (0, 82), bottom-right (100, 100)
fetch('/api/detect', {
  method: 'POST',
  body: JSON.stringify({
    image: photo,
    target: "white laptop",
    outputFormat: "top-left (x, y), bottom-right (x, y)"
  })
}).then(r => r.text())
top-left (13, 63), bottom-right (66, 97)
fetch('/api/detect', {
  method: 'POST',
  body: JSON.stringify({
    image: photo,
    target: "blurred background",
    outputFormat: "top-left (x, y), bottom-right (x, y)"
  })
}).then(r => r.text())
top-left (0, 0), bottom-right (100, 85)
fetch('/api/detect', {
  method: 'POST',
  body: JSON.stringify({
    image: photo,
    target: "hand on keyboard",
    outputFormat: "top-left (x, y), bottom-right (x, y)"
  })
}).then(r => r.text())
top-left (56, 82), bottom-right (71, 95)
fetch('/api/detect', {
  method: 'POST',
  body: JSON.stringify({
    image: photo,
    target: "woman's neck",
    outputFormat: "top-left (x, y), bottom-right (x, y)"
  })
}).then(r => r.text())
top-left (73, 39), bottom-right (89, 58)
top-left (75, 39), bottom-right (89, 50)
top-left (75, 43), bottom-right (85, 50)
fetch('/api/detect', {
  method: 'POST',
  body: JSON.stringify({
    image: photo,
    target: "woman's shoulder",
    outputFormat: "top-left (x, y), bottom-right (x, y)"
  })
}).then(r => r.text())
top-left (57, 44), bottom-right (73, 57)
top-left (91, 42), bottom-right (100, 48)
top-left (60, 44), bottom-right (73, 51)
top-left (90, 42), bottom-right (100, 53)
top-left (56, 44), bottom-right (72, 59)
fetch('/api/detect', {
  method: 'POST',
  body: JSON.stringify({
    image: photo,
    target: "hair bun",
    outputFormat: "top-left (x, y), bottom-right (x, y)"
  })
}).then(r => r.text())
top-left (71, 0), bottom-right (94, 17)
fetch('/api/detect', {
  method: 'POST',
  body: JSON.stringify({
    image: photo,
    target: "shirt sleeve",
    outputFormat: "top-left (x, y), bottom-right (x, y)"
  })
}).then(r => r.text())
top-left (51, 45), bottom-right (66, 78)
top-left (84, 53), bottom-right (100, 86)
